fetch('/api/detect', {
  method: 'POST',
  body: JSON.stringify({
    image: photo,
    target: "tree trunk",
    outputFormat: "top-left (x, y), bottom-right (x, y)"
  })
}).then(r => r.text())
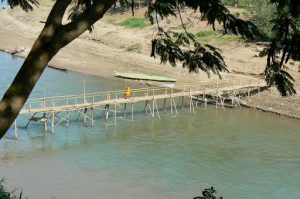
top-left (0, 32), bottom-right (58, 138)
top-left (0, 0), bottom-right (117, 139)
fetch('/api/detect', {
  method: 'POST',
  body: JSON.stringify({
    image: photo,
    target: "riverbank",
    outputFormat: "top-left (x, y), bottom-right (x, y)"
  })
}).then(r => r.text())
top-left (0, 3), bottom-right (299, 119)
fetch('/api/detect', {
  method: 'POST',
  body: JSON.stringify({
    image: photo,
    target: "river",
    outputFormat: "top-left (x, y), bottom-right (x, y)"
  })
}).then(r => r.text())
top-left (0, 52), bottom-right (300, 199)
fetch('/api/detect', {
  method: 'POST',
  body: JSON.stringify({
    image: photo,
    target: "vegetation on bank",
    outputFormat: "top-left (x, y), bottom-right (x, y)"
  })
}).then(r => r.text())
top-left (222, 0), bottom-right (276, 40)
top-left (196, 30), bottom-right (241, 44)
top-left (119, 17), bottom-right (150, 28)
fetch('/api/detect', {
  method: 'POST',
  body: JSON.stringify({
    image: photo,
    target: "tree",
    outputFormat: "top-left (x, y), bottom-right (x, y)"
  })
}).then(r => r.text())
top-left (0, 0), bottom-right (116, 138)
top-left (0, 0), bottom-right (298, 139)
top-left (259, 0), bottom-right (300, 96)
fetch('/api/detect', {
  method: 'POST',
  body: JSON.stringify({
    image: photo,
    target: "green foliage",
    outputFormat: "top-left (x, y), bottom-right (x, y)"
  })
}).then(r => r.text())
top-left (3, 0), bottom-right (38, 11)
top-left (221, 0), bottom-right (256, 8)
top-left (244, 0), bottom-right (276, 40)
top-left (155, 31), bottom-right (228, 77)
top-left (119, 17), bottom-right (150, 28)
top-left (265, 63), bottom-right (296, 96)
top-left (0, 179), bottom-right (24, 199)
top-left (258, 0), bottom-right (300, 96)
top-left (194, 187), bottom-right (223, 199)
top-left (196, 30), bottom-right (241, 43)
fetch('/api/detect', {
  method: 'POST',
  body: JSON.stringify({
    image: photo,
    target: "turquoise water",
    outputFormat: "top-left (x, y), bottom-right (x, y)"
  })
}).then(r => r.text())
top-left (0, 1), bottom-right (7, 7)
top-left (0, 52), bottom-right (300, 199)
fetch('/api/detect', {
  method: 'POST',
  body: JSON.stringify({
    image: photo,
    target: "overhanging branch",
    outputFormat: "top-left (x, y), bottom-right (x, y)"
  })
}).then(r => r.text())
top-left (45, 0), bottom-right (72, 27)
top-left (59, 0), bottom-right (117, 46)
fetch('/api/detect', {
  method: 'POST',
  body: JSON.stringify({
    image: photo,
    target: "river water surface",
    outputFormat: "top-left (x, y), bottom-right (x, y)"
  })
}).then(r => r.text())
top-left (0, 53), bottom-right (300, 199)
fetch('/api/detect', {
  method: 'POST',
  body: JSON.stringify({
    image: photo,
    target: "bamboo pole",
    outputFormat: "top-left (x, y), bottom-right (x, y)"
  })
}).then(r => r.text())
top-left (131, 102), bottom-right (134, 121)
top-left (172, 98), bottom-right (178, 116)
top-left (14, 120), bottom-right (18, 139)
top-left (154, 99), bottom-right (160, 119)
top-left (114, 103), bottom-right (117, 124)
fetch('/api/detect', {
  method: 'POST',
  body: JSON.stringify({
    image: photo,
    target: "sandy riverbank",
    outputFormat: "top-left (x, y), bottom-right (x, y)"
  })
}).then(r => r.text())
top-left (0, 2), bottom-right (299, 118)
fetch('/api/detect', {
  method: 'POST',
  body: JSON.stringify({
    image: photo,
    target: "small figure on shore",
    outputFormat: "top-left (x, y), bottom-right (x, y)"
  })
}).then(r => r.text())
top-left (124, 85), bottom-right (132, 99)
top-left (11, 46), bottom-right (26, 55)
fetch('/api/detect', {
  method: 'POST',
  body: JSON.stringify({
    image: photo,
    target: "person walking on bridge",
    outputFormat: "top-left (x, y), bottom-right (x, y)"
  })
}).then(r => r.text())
top-left (124, 85), bottom-right (132, 99)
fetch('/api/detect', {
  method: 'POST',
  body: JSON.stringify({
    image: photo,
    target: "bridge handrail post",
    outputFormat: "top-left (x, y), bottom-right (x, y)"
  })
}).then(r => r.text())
top-left (42, 99), bottom-right (45, 109)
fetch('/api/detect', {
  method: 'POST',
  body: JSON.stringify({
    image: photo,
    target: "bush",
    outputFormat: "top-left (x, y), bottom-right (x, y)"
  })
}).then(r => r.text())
top-left (119, 18), bottom-right (150, 28)
top-left (196, 30), bottom-right (241, 43)
top-left (0, 179), bottom-right (24, 199)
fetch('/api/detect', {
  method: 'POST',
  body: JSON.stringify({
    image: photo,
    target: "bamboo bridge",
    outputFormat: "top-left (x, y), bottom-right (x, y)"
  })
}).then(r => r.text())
top-left (9, 77), bottom-right (266, 138)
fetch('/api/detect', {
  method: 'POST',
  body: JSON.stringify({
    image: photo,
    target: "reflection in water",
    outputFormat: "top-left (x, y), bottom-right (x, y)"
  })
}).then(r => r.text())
top-left (0, 52), bottom-right (300, 199)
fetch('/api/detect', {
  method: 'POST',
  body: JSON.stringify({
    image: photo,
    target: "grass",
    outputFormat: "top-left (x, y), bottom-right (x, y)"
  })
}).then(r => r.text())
top-left (118, 18), bottom-right (151, 29)
top-left (195, 30), bottom-right (242, 44)
top-left (169, 22), bottom-right (193, 30)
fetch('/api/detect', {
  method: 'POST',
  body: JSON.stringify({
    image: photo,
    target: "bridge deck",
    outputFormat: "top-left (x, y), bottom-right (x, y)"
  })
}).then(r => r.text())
top-left (20, 78), bottom-right (265, 115)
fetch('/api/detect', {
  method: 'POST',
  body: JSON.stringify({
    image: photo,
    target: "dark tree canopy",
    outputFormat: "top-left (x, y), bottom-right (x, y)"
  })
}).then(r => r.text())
top-left (0, 0), bottom-right (299, 138)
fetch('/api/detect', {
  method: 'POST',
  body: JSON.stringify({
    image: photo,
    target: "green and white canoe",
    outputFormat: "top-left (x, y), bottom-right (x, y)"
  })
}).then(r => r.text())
top-left (114, 71), bottom-right (177, 82)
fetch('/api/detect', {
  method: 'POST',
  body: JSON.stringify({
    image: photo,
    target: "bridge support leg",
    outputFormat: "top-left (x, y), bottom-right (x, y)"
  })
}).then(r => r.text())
top-left (189, 97), bottom-right (195, 114)
top-left (44, 120), bottom-right (47, 131)
top-left (67, 111), bottom-right (70, 127)
top-left (51, 110), bottom-right (55, 133)
top-left (172, 98), bottom-right (178, 117)
top-left (14, 120), bottom-right (18, 139)
top-left (83, 108), bottom-right (87, 124)
top-left (100, 104), bottom-right (109, 120)
top-left (91, 107), bottom-right (94, 126)
top-left (170, 97), bottom-right (173, 116)
top-left (163, 99), bottom-right (167, 113)
top-left (113, 103), bottom-right (117, 124)
top-left (25, 113), bottom-right (37, 129)
top-left (131, 103), bottom-right (134, 121)
top-left (147, 103), bottom-right (154, 118)
top-left (104, 104), bottom-right (110, 120)
top-left (124, 103), bottom-right (127, 119)
top-left (154, 99), bottom-right (160, 119)
top-left (144, 100), bottom-right (148, 114)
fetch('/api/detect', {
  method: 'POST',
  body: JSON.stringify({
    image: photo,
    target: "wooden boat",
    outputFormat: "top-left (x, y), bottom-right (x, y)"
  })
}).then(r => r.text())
top-left (48, 64), bottom-right (68, 72)
top-left (114, 71), bottom-right (177, 82)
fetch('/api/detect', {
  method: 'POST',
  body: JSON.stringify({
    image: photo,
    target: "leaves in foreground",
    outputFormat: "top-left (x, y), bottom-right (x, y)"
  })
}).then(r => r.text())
top-left (4, 0), bottom-right (39, 11)
top-left (194, 187), bottom-right (223, 199)
top-left (0, 178), bottom-right (25, 199)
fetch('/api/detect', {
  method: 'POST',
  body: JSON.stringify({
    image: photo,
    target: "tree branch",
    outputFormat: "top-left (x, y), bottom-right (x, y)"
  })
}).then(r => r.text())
top-left (59, 0), bottom-right (117, 46)
top-left (45, 0), bottom-right (72, 27)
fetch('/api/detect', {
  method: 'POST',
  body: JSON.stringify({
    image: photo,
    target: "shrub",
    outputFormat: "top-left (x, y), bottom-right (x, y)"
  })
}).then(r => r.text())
top-left (0, 179), bottom-right (24, 199)
top-left (119, 18), bottom-right (150, 28)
